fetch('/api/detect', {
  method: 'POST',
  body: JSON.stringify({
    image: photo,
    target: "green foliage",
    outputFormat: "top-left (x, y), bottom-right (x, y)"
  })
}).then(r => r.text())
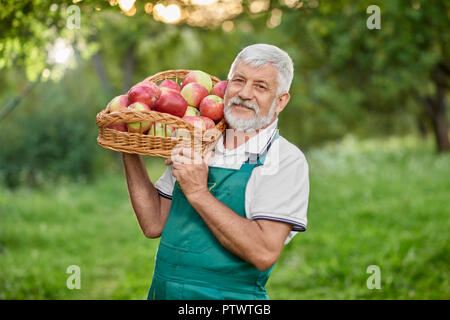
top-left (1, 137), bottom-right (448, 299)
top-left (269, 135), bottom-right (450, 299)
top-left (0, 65), bottom-right (111, 188)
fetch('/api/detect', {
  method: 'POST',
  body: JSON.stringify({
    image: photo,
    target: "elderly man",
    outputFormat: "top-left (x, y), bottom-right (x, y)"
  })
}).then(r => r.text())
top-left (122, 44), bottom-right (309, 300)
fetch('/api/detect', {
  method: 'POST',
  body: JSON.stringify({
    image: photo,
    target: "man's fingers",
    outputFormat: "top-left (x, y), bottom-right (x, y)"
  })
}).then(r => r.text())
top-left (176, 147), bottom-right (202, 161)
top-left (171, 148), bottom-right (203, 164)
top-left (172, 154), bottom-right (194, 165)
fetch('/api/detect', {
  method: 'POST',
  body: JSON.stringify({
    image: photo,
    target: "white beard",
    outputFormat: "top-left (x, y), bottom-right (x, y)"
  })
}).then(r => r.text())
top-left (223, 96), bottom-right (277, 132)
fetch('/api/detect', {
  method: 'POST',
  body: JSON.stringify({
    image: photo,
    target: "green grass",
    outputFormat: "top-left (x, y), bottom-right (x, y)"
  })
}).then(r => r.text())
top-left (1, 136), bottom-right (449, 299)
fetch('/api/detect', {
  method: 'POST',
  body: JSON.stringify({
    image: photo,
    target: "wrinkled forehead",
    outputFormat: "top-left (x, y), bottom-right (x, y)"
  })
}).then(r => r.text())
top-left (231, 61), bottom-right (279, 86)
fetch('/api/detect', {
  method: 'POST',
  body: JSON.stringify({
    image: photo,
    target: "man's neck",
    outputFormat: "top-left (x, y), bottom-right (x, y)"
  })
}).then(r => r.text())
top-left (223, 118), bottom-right (276, 150)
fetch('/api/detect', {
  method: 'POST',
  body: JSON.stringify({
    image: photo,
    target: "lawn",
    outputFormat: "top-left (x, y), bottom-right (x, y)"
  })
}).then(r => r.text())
top-left (1, 135), bottom-right (449, 299)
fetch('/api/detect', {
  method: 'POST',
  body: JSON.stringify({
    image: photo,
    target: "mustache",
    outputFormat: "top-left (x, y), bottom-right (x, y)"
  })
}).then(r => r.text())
top-left (227, 97), bottom-right (259, 112)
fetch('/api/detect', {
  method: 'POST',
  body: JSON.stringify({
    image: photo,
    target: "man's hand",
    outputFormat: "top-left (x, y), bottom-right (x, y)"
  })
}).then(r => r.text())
top-left (165, 147), bottom-right (214, 197)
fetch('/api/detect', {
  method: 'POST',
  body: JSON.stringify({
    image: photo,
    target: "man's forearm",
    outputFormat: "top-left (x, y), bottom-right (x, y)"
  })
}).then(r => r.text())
top-left (122, 153), bottom-right (162, 236)
top-left (186, 191), bottom-right (272, 270)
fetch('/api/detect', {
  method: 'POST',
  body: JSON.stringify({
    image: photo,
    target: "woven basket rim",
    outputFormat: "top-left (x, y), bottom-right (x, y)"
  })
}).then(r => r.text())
top-left (144, 69), bottom-right (221, 84)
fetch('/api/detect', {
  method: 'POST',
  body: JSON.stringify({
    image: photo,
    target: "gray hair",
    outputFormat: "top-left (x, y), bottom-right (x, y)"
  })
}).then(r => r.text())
top-left (227, 43), bottom-right (294, 96)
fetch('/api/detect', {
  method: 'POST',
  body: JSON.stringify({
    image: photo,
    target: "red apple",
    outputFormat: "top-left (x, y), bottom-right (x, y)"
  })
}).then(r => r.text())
top-left (154, 88), bottom-right (188, 118)
top-left (159, 79), bottom-right (180, 92)
top-left (180, 82), bottom-right (209, 107)
top-left (106, 95), bottom-right (129, 132)
top-left (198, 116), bottom-right (215, 130)
top-left (184, 106), bottom-right (200, 117)
top-left (159, 86), bottom-right (178, 93)
top-left (181, 70), bottom-right (213, 93)
top-left (182, 116), bottom-right (206, 131)
top-left (128, 82), bottom-right (160, 108)
top-left (199, 95), bottom-right (224, 122)
top-left (127, 102), bottom-right (152, 133)
top-left (211, 81), bottom-right (228, 99)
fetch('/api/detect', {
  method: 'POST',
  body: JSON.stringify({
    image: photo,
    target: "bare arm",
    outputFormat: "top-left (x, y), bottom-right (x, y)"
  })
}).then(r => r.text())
top-left (187, 190), bottom-right (292, 271)
top-left (122, 153), bottom-right (171, 238)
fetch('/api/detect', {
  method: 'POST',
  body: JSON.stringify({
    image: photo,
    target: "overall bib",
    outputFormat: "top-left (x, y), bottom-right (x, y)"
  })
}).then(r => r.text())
top-left (148, 133), bottom-right (279, 300)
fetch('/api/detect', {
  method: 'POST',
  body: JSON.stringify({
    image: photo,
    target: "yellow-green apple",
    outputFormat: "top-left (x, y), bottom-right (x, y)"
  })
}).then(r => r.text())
top-left (181, 70), bottom-right (212, 93)
top-left (159, 79), bottom-right (180, 92)
top-left (127, 102), bottom-right (152, 133)
top-left (182, 116), bottom-right (206, 131)
top-left (180, 82), bottom-right (209, 107)
top-left (148, 123), bottom-right (174, 137)
top-left (211, 80), bottom-right (228, 99)
top-left (106, 95), bottom-right (129, 132)
top-left (106, 94), bottom-right (129, 112)
top-left (198, 116), bottom-right (216, 129)
top-left (184, 106), bottom-right (200, 117)
top-left (154, 87), bottom-right (188, 118)
top-left (199, 95), bottom-right (224, 122)
top-left (128, 81), bottom-right (160, 108)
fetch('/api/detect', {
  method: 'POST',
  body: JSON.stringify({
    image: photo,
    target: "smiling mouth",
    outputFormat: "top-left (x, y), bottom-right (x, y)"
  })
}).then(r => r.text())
top-left (232, 104), bottom-right (254, 111)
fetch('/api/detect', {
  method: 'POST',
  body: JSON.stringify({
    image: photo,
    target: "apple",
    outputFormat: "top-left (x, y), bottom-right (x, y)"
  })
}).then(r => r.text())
top-left (159, 86), bottom-right (178, 93)
top-left (128, 81), bottom-right (160, 108)
top-left (184, 106), bottom-right (200, 117)
top-left (127, 102), bottom-right (152, 133)
top-left (180, 82), bottom-right (209, 107)
top-left (107, 94), bottom-right (129, 112)
top-left (181, 70), bottom-right (213, 93)
top-left (106, 95), bottom-right (129, 132)
top-left (154, 88), bottom-right (188, 118)
top-left (159, 79), bottom-right (180, 92)
top-left (211, 81), bottom-right (228, 99)
top-left (199, 95), bottom-right (224, 122)
top-left (182, 116), bottom-right (206, 131)
top-left (148, 123), bottom-right (174, 137)
top-left (198, 116), bottom-right (215, 130)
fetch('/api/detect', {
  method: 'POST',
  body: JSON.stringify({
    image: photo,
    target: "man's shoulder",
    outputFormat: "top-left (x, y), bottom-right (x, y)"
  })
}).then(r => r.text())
top-left (252, 135), bottom-right (308, 177)
top-left (270, 135), bottom-right (308, 166)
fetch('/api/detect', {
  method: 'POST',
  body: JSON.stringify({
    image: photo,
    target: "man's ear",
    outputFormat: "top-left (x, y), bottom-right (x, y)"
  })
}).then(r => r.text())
top-left (275, 92), bottom-right (290, 114)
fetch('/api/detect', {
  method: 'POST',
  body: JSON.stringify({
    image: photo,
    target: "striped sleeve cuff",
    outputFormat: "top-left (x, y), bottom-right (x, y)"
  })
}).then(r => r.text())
top-left (251, 215), bottom-right (306, 232)
top-left (157, 189), bottom-right (172, 200)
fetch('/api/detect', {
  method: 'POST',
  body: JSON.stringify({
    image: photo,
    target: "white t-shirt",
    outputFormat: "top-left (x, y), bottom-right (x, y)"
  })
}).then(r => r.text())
top-left (155, 118), bottom-right (310, 244)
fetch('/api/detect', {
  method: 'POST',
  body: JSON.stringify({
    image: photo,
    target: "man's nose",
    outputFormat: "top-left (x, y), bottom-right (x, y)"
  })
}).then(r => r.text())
top-left (238, 82), bottom-right (254, 101)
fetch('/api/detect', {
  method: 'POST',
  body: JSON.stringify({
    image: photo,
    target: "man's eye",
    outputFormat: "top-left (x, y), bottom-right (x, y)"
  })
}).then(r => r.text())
top-left (257, 85), bottom-right (266, 90)
top-left (233, 78), bottom-right (244, 83)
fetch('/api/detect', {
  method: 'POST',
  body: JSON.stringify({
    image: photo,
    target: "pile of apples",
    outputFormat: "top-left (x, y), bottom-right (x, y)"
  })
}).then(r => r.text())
top-left (105, 70), bottom-right (227, 136)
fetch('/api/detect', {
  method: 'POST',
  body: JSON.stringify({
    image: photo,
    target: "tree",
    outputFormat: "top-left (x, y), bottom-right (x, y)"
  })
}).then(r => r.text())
top-left (279, 0), bottom-right (449, 152)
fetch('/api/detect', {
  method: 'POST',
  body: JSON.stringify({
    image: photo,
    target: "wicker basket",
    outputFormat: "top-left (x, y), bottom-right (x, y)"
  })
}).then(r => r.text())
top-left (96, 70), bottom-right (227, 158)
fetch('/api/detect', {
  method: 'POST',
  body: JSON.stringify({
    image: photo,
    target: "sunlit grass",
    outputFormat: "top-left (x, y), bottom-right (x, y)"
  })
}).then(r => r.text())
top-left (1, 136), bottom-right (449, 299)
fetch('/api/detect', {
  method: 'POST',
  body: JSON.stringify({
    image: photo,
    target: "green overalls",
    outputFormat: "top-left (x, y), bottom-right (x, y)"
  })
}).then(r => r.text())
top-left (148, 133), bottom-right (279, 300)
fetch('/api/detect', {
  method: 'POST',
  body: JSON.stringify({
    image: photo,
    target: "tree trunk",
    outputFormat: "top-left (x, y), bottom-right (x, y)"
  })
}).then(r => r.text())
top-left (424, 93), bottom-right (449, 152)
top-left (122, 43), bottom-right (136, 93)
top-left (423, 63), bottom-right (450, 153)
top-left (0, 76), bottom-right (41, 122)
top-left (89, 34), bottom-right (114, 96)
top-left (92, 49), bottom-right (113, 97)
top-left (416, 111), bottom-right (428, 138)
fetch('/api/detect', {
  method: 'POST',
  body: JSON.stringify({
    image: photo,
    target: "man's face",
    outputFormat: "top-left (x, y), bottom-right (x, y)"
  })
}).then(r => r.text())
top-left (223, 62), bottom-right (283, 131)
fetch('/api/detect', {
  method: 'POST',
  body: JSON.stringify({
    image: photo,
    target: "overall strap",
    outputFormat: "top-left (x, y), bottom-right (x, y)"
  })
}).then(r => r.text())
top-left (244, 129), bottom-right (279, 167)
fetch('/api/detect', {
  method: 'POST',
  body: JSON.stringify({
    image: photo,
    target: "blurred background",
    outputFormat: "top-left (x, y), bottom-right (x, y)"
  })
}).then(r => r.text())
top-left (0, 0), bottom-right (449, 299)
